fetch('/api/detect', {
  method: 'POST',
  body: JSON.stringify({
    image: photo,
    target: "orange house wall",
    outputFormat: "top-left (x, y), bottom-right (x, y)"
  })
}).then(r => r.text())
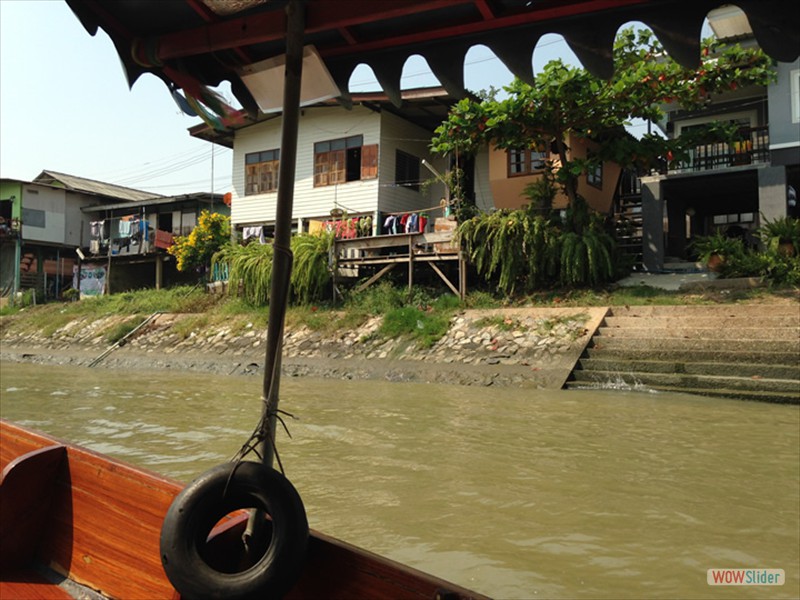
top-left (487, 137), bottom-right (621, 213)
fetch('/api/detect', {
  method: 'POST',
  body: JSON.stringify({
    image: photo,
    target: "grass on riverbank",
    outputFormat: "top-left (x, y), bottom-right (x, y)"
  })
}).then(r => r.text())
top-left (1, 281), bottom-right (797, 347)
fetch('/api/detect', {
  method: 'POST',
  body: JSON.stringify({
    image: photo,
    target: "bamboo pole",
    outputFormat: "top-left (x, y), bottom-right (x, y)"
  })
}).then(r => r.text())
top-left (258, 0), bottom-right (305, 469)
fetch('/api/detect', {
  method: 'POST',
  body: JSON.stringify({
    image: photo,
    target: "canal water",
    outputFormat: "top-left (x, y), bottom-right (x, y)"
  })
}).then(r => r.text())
top-left (1, 362), bottom-right (798, 599)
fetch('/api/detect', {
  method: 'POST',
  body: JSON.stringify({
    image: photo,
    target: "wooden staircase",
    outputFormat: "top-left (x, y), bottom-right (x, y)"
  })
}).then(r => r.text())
top-left (567, 305), bottom-right (800, 403)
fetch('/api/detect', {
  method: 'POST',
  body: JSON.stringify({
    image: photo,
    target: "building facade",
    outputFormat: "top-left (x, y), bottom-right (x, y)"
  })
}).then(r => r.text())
top-left (194, 88), bottom-right (493, 239)
top-left (640, 6), bottom-right (800, 270)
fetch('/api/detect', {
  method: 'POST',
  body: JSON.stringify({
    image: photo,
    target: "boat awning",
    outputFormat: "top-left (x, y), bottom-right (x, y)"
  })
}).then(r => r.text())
top-left (65, 0), bottom-right (799, 120)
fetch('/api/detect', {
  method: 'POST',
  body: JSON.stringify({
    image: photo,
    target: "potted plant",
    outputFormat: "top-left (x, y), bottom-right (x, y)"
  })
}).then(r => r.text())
top-left (690, 231), bottom-right (746, 272)
top-left (758, 215), bottom-right (799, 257)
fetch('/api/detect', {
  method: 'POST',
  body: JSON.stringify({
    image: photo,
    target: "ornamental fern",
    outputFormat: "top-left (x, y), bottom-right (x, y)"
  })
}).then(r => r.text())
top-left (458, 200), bottom-right (616, 294)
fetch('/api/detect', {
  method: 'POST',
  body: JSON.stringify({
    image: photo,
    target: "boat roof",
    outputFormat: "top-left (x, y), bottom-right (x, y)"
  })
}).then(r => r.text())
top-left (65, 0), bottom-right (799, 121)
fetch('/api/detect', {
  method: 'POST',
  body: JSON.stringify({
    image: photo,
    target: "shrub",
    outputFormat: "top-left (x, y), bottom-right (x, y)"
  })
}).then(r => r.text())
top-left (464, 290), bottom-right (499, 308)
top-left (212, 232), bottom-right (334, 306)
top-left (290, 232), bottom-right (334, 304)
top-left (346, 281), bottom-right (405, 315)
top-left (458, 200), bottom-right (615, 294)
top-left (700, 232), bottom-right (800, 286)
top-left (104, 316), bottom-right (145, 344)
top-left (758, 215), bottom-right (799, 256)
top-left (689, 231), bottom-right (747, 267)
top-left (215, 242), bottom-right (274, 306)
top-left (379, 306), bottom-right (452, 349)
top-left (169, 211), bottom-right (231, 272)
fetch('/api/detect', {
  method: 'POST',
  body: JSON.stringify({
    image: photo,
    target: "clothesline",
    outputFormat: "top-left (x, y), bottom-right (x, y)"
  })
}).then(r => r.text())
top-left (381, 200), bottom-right (450, 217)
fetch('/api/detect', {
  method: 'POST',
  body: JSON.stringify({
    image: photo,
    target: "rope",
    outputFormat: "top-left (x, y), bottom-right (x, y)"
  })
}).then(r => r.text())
top-left (231, 405), bottom-right (297, 477)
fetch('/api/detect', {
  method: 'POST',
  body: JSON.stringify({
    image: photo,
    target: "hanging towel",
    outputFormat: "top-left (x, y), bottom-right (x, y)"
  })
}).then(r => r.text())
top-left (407, 213), bottom-right (418, 233)
top-left (243, 226), bottom-right (265, 243)
top-left (398, 214), bottom-right (409, 234)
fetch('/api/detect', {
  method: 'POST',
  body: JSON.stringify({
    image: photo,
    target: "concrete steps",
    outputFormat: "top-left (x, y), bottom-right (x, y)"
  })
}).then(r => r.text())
top-left (566, 304), bottom-right (800, 403)
top-left (597, 326), bottom-right (798, 341)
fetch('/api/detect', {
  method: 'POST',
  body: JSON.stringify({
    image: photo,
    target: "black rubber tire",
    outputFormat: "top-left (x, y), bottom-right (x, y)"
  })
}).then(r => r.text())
top-left (160, 461), bottom-right (308, 600)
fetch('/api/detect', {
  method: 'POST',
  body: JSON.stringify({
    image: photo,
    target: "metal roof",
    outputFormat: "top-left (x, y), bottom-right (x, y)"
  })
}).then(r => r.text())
top-left (65, 0), bottom-right (799, 123)
top-left (33, 170), bottom-right (163, 202)
top-left (189, 86), bottom-right (474, 147)
top-left (80, 192), bottom-right (223, 213)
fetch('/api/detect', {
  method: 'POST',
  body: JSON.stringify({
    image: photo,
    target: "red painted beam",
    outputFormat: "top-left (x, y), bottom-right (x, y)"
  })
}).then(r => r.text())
top-left (322, 0), bottom-right (649, 57)
top-left (338, 26), bottom-right (358, 46)
top-left (156, 0), bottom-right (476, 60)
top-left (184, 0), bottom-right (253, 65)
top-left (473, 0), bottom-right (495, 20)
top-left (186, 0), bottom-right (216, 23)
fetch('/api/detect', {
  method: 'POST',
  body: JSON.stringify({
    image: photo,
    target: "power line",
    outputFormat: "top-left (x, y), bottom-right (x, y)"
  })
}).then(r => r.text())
top-left (94, 144), bottom-right (213, 180)
top-left (95, 144), bottom-right (230, 185)
top-left (116, 146), bottom-right (230, 185)
top-left (142, 176), bottom-right (233, 191)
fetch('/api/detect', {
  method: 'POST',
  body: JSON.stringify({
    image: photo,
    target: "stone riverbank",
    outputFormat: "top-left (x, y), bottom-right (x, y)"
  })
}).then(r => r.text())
top-left (0, 308), bottom-right (607, 388)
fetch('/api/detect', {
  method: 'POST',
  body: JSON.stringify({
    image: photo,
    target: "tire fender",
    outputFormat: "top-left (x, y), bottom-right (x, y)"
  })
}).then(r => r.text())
top-left (160, 461), bottom-right (308, 600)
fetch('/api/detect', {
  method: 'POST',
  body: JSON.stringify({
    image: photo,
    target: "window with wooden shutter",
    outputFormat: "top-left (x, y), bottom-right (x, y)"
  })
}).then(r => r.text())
top-left (314, 135), bottom-right (371, 187)
top-left (361, 144), bottom-right (378, 180)
top-left (245, 149), bottom-right (280, 195)
top-left (330, 149), bottom-right (346, 184)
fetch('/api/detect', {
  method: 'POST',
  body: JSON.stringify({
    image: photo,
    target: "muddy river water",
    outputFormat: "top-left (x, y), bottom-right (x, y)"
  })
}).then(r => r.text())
top-left (1, 362), bottom-right (798, 599)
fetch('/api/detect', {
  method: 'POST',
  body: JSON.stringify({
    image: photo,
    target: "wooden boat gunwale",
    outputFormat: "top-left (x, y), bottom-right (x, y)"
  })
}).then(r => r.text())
top-left (0, 419), bottom-right (490, 599)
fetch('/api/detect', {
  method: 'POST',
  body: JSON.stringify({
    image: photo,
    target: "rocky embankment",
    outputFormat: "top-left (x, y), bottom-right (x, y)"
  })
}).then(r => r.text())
top-left (0, 308), bottom-right (607, 388)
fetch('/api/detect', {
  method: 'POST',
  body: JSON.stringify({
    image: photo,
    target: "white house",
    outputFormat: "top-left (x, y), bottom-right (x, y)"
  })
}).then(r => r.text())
top-left (192, 87), bottom-right (493, 237)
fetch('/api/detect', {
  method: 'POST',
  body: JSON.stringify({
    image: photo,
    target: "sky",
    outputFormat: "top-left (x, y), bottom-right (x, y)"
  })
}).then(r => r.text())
top-left (0, 1), bottom-right (656, 198)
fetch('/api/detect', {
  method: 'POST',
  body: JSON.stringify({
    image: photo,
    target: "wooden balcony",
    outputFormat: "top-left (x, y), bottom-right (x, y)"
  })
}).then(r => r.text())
top-left (333, 227), bottom-right (466, 298)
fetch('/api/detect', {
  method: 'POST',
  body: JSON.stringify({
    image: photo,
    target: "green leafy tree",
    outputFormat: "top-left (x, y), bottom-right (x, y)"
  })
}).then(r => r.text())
top-left (431, 27), bottom-right (776, 211)
top-left (168, 210), bottom-right (231, 272)
top-left (433, 27), bottom-right (775, 291)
